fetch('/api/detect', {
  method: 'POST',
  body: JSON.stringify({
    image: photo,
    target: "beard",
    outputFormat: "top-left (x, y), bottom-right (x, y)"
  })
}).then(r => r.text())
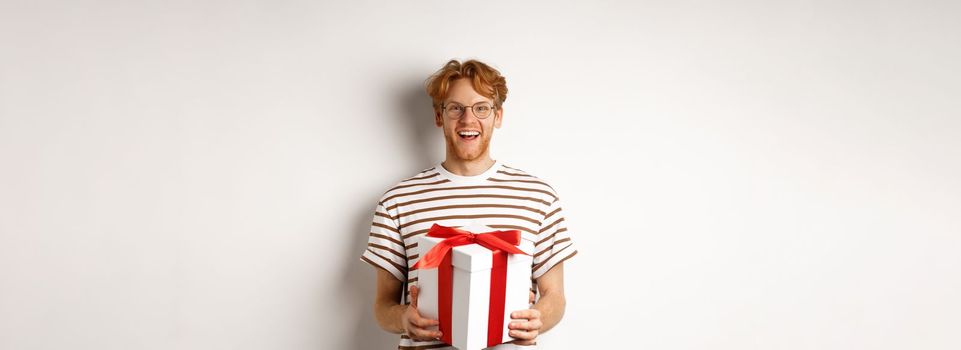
top-left (445, 129), bottom-right (492, 162)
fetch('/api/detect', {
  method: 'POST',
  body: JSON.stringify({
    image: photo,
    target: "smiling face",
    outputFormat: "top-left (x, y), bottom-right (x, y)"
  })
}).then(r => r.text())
top-left (435, 78), bottom-right (503, 162)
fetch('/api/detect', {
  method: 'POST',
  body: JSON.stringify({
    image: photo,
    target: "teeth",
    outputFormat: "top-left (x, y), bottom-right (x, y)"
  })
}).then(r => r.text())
top-left (458, 131), bottom-right (480, 136)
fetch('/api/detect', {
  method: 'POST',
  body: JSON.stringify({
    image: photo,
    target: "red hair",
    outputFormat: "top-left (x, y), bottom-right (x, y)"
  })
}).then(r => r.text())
top-left (425, 59), bottom-right (508, 112)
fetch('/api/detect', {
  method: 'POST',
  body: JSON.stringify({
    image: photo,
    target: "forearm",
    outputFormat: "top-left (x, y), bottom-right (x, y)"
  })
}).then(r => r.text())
top-left (374, 301), bottom-right (407, 334)
top-left (532, 291), bottom-right (566, 333)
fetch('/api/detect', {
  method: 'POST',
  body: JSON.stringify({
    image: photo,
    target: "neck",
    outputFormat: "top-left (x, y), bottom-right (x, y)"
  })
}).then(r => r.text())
top-left (442, 154), bottom-right (495, 176)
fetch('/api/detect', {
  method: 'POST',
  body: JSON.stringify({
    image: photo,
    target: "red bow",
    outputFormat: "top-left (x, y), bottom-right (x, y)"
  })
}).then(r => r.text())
top-left (413, 224), bottom-right (526, 270)
top-left (413, 224), bottom-right (527, 347)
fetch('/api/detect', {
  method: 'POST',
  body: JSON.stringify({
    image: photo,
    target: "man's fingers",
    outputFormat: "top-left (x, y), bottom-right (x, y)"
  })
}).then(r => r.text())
top-left (528, 291), bottom-right (536, 305)
top-left (510, 309), bottom-right (541, 320)
top-left (404, 305), bottom-right (442, 341)
top-left (409, 314), bottom-right (440, 328)
top-left (409, 285), bottom-right (419, 308)
top-left (507, 310), bottom-right (542, 341)
top-left (405, 304), bottom-right (439, 328)
top-left (402, 286), bottom-right (442, 341)
top-left (408, 326), bottom-right (443, 341)
top-left (409, 326), bottom-right (442, 341)
top-left (509, 328), bottom-right (538, 340)
top-left (508, 319), bottom-right (543, 331)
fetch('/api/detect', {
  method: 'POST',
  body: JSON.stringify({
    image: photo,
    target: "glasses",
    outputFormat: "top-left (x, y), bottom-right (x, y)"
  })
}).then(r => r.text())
top-left (442, 101), bottom-right (496, 119)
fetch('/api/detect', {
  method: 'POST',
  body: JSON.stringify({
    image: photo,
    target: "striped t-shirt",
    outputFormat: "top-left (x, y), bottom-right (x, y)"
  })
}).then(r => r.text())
top-left (360, 161), bottom-right (577, 350)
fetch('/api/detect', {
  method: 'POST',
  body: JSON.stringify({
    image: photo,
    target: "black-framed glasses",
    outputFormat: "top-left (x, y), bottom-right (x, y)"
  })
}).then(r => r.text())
top-left (442, 101), bottom-right (496, 119)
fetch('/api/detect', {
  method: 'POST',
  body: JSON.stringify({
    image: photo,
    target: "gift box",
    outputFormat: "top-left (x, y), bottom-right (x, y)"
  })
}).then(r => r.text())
top-left (415, 224), bottom-right (535, 350)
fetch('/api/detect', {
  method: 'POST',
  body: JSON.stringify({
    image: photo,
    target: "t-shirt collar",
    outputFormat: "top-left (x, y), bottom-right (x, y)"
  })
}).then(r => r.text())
top-left (436, 160), bottom-right (501, 184)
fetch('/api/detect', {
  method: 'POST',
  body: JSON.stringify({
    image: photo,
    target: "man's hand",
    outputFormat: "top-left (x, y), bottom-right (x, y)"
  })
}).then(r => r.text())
top-left (508, 290), bottom-right (540, 345)
top-left (402, 285), bottom-right (443, 341)
top-left (510, 264), bottom-right (566, 345)
top-left (508, 308), bottom-right (543, 345)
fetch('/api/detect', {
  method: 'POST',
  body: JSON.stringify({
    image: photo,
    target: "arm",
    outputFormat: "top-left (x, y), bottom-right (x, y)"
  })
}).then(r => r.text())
top-left (509, 262), bottom-right (567, 344)
top-left (372, 268), bottom-right (443, 340)
top-left (373, 268), bottom-right (406, 333)
top-left (533, 262), bottom-right (567, 332)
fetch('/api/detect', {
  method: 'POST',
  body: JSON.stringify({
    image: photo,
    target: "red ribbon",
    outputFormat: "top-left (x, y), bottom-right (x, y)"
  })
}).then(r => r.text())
top-left (412, 224), bottom-right (527, 347)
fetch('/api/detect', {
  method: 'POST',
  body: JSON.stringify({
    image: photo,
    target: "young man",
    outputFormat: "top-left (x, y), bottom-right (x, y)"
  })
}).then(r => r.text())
top-left (360, 59), bottom-right (577, 349)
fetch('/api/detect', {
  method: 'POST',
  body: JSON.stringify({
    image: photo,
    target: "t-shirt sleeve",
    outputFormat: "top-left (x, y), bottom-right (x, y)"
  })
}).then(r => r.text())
top-left (532, 196), bottom-right (578, 279)
top-left (360, 202), bottom-right (408, 282)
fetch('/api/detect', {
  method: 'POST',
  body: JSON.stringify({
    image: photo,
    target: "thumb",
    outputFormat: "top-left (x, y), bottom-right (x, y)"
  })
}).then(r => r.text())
top-left (410, 285), bottom-right (419, 308)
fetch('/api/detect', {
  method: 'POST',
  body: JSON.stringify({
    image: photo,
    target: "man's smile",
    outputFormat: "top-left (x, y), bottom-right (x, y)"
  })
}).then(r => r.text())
top-left (456, 129), bottom-right (481, 141)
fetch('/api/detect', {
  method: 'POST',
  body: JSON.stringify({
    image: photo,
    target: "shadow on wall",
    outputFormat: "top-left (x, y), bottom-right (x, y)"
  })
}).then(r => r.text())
top-left (339, 78), bottom-right (438, 349)
top-left (396, 75), bottom-right (444, 170)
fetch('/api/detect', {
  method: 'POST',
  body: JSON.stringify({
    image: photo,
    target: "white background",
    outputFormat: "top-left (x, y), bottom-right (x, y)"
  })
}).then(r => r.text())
top-left (1, 1), bottom-right (959, 349)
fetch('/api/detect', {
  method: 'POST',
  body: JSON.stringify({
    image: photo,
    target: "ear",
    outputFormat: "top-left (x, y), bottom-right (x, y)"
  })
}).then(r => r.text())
top-left (434, 108), bottom-right (444, 128)
top-left (493, 107), bottom-right (503, 129)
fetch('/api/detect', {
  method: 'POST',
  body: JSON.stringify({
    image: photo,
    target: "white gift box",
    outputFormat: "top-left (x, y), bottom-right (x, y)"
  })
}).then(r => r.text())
top-left (416, 225), bottom-right (535, 350)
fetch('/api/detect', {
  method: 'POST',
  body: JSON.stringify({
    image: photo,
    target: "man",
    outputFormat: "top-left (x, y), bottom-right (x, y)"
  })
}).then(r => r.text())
top-left (360, 59), bottom-right (577, 349)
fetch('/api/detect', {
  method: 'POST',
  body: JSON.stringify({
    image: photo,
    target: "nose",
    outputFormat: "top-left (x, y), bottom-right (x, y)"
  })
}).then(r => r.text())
top-left (459, 107), bottom-right (478, 121)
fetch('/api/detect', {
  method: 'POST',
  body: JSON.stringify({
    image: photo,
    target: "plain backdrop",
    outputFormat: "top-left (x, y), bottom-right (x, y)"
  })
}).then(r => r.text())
top-left (1, 0), bottom-right (959, 349)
